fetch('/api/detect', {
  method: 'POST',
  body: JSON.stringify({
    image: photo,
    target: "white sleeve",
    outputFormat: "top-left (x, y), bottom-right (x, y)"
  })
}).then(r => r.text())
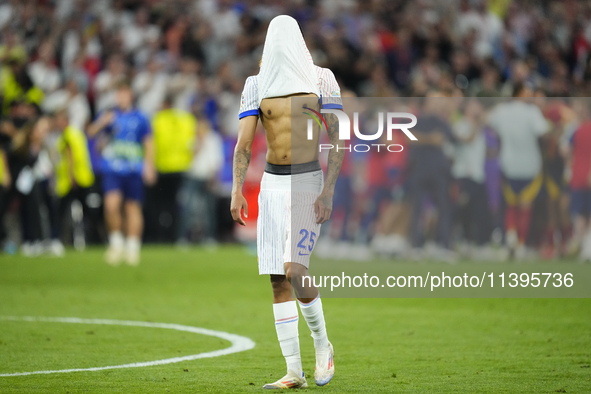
top-left (94, 72), bottom-right (110, 93)
top-left (453, 119), bottom-right (471, 139)
top-left (317, 68), bottom-right (343, 110)
top-left (560, 120), bottom-right (579, 151)
top-left (132, 73), bottom-right (147, 93)
top-left (238, 76), bottom-right (259, 119)
top-left (486, 105), bottom-right (501, 135)
top-left (530, 105), bottom-right (550, 137)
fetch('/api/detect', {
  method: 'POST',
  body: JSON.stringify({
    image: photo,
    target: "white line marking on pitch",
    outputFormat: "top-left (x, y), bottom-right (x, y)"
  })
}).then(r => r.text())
top-left (0, 316), bottom-right (256, 377)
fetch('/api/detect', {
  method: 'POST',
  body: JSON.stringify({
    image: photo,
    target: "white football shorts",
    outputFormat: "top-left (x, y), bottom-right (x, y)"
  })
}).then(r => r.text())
top-left (257, 168), bottom-right (324, 275)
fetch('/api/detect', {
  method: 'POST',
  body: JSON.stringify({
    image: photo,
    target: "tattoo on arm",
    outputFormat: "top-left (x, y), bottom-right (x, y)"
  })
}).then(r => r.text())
top-left (233, 148), bottom-right (251, 193)
top-left (323, 112), bottom-right (345, 193)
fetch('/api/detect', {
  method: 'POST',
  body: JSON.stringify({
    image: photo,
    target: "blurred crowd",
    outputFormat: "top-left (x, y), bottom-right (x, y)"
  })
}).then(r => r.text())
top-left (316, 91), bottom-right (591, 262)
top-left (1, 0), bottom-right (591, 260)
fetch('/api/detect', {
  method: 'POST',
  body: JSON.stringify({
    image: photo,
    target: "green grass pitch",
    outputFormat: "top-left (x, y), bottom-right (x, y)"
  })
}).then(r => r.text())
top-left (0, 246), bottom-right (590, 393)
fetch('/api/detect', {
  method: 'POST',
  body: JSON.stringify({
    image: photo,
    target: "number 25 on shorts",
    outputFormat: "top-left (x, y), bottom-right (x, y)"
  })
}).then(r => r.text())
top-left (297, 229), bottom-right (316, 256)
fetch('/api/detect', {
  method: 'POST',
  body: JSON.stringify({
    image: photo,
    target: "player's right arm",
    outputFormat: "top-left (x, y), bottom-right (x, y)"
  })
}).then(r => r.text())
top-left (87, 111), bottom-right (115, 138)
top-left (231, 115), bottom-right (257, 226)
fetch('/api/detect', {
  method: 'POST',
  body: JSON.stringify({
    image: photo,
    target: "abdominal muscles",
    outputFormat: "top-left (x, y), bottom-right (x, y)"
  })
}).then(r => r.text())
top-left (261, 93), bottom-right (321, 165)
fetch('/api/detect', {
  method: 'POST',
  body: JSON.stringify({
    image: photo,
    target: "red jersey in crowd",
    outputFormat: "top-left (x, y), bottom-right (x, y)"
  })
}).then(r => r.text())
top-left (570, 120), bottom-right (591, 189)
top-left (366, 134), bottom-right (407, 188)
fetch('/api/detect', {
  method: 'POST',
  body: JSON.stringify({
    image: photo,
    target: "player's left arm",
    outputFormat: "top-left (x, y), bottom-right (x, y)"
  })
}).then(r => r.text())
top-left (142, 136), bottom-right (157, 186)
top-left (315, 111), bottom-right (345, 224)
top-left (315, 70), bottom-right (345, 224)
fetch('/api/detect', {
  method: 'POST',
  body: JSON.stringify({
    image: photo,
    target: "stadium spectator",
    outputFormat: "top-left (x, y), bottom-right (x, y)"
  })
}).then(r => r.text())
top-left (167, 57), bottom-right (200, 112)
top-left (0, 30), bottom-right (27, 65)
top-left (93, 54), bottom-right (128, 113)
top-left (7, 116), bottom-right (54, 256)
top-left (177, 117), bottom-right (223, 244)
top-left (407, 93), bottom-right (457, 260)
top-left (148, 96), bottom-right (196, 243)
top-left (27, 40), bottom-right (61, 95)
top-left (121, 7), bottom-right (160, 57)
top-left (457, 0), bottom-right (503, 59)
top-left (538, 95), bottom-right (573, 259)
top-left (365, 129), bottom-right (409, 258)
top-left (566, 98), bottom-right (591, 262)
top-left (53, 109), bottom-right (95, 247)
top-left (63, 53), bottom-right (93, 99)
top-left (487, 83), bottom-right (550, 259)
top-left (470, 66), bottom-right (499, 98)
top-left (132, 57), bottom-right (169, 117)
top-left (482, 120), bottom-right (503, 241)
top-left (1, 55), bottom-right (44, 116)
top-left (42, 79), bottom-right (91, 131)
top-left (452, 98), bottom-right (492, 258)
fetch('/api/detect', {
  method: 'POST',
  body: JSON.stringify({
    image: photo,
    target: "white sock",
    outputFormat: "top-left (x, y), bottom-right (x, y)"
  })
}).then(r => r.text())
top-left (109, 232), bottom-right (124, 249)
top-left (126, 236), bottom-right (141, 254)
top-left (273, 301), bottom-right (302, 377)
top-left (298, 296), bottom-right (329, 351)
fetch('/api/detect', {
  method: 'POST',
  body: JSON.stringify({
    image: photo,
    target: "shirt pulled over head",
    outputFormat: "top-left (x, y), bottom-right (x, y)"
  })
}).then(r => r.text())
top-left (257, 15), bottom-right (319, 106)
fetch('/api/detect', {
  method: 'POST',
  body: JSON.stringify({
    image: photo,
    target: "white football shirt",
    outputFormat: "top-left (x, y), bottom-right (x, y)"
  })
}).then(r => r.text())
top-left (238, 66), bottom-right (343, 120)
top-left (487, 101), bottom-right (549, 179)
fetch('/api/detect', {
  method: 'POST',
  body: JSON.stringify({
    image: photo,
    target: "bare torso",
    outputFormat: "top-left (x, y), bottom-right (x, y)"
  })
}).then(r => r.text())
top-left (260, 93), bottom-right (321, 165)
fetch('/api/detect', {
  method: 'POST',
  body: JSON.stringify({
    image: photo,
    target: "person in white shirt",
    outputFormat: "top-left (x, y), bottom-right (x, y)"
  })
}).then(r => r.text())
top-left (177, 118), bottom-right (223, 244)
top-left (132, 57), bottom-right (169, 117)
top-left (121, 8), bottom-right (160, 56)
top-left (94, 54), bottom-right (127, 113)
top-left (452, 98), bottom-right (491, 253)
top-left (167, 57), bottom-right (199, 112)
top-left (42, 79), bottom-right (91, 131)
top-left (487, 83), bottom-right (550, 257)
top-left (28, 40), bottom-right (61, 94)
top-left (456, 0), bottom-right (503, 59)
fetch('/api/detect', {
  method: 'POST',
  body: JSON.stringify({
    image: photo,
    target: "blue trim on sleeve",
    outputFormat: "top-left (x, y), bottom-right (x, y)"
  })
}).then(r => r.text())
top-left (323, 103), bottom-right (343, 110)
top-left (238, 109), bottom-right (259, 119)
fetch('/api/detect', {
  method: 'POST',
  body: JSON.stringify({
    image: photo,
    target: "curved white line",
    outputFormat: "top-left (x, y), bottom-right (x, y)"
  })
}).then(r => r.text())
top-left (0, 316), bottom-right (255, 377)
